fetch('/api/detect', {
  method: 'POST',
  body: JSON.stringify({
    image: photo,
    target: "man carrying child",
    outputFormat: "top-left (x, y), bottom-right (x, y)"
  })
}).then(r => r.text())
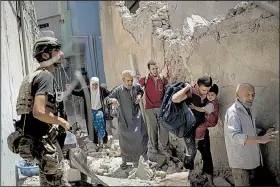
top-left (190, 84), bottom-right (220, 146)
top-left (172, 75), bottom-right (217, 186)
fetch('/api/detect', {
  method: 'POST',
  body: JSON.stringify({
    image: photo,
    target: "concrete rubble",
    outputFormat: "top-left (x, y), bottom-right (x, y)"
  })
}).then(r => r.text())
top-left (19, 0), bottom-right (280, 186)
top-left (19, 132), bottom-right (232, 186)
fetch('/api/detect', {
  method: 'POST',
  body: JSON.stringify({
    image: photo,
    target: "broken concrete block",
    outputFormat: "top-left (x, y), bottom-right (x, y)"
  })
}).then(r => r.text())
top-left (153, 20), bottom-right (162, 28)
top-left (213, 177), bottom-right (231, 186)
top-left (236, 6), bottom-right (246, 14)
top-left (111, 169), bottom-right (129, 178)
top-left (128, 168), bottom-right (137, 179)
top-left (156, 154), bottom-right (167, 168)
top-left (151, 14), bottom-right (162, 21)
top-left (146, 160), bottom-right (157, 170)
top-left (88, 152), bottom-right (106, 158)
top-left (67, 168), bottom-right (82, 182)
top-left (96, 168), bottom-right (106, 175)
top-left (154, 171), bottom-right (167, 178)
top-left (135, 155), bottom-right (153, 180)
top-left (100, 163), bottom-right (110, 170)
top-left (168, 160), bottom-right (175, 167)
top-left (228, 8), bottom-right (237, 16)
top-left (152, 172), bottom-right (189, 186)
top-left (84, 142), bottom-right (98, 152)
top-left (103, 172), bottom-right (110, 176)
top-left (161, 165), bottom-right (168, 171)
top-left (177, 161), bottom-right (184, 169)
top-left (162, 19), bottom-right (168, 25)
top-left (167, 165), bottom-right (176, 174)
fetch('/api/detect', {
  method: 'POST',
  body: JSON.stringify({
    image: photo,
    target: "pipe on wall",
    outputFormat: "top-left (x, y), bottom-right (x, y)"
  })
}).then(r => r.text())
top-left (19, 1), bottom-right (29, 75)
top-left (91, 34), bottom-right (99, 78)
top-left (254, 1), bottom-right (279, 17)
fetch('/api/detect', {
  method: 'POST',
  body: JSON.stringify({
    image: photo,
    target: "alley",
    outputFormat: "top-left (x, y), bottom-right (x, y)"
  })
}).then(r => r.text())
top-left (1, 1), bottom-right (279, 187)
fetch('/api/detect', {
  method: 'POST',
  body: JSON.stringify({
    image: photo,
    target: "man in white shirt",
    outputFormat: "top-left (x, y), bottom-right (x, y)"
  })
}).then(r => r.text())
top-left (224, 83), bottom-right (278, 186)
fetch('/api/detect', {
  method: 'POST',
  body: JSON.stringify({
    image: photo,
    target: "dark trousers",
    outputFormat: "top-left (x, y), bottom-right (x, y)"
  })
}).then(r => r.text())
top-left (183, 129), bottom-right (214, 175)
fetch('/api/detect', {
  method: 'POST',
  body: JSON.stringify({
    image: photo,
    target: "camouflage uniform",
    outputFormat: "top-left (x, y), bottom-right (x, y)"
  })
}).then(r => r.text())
top-left (18, 136), bottom-right (66, 186)
top-left (10, 37), bottom-right (69, 186)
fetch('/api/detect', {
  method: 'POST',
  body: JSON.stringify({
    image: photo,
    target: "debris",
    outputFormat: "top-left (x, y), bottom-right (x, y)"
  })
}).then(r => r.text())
top-left (156, 154), bottom-right (167, 168)
top-left (152, 172), bottom-right (189, 186)
top-left (167, 165), bottom-right (176, 174)
top-left (135, 156), bottom-right (153, 180)
top-left (213, 177), bottom-right (231, 186)
top-left (154, 171), bottom-right (167, 179)
top-left (20, 176), bottom-right (40, 186)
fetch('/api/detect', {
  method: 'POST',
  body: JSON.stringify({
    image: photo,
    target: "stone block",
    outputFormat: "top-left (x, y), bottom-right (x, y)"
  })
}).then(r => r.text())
top-left (67, 168), bottom-right (81, 182)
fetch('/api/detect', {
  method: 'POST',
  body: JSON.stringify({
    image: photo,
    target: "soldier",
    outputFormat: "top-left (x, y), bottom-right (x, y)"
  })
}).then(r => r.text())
top-left (14, 37), bottom-right (70, 186)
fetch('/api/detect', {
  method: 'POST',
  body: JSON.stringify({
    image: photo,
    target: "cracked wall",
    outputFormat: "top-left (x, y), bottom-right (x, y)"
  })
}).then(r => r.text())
top-left (100, 1), bottom-right (279, 182)
top-left (1, 1), bottom-right (39, 185)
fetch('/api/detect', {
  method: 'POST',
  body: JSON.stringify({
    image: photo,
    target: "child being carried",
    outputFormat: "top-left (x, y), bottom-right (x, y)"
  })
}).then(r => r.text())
top-left (190, 84), bottom-right (220, 146)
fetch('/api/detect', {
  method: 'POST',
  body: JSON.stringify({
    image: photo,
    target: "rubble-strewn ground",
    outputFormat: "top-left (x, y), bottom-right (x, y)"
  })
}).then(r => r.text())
top-left (19, 118), bottom-right (232, 186)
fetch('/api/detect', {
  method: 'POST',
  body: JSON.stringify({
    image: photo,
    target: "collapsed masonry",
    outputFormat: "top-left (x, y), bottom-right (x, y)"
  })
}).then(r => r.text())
top-left (19, 1), bottom-right (279, 186)
top-left (116, 1), bottom-right (273, 83)
top-left (110, 0), bottom-right (279, 184)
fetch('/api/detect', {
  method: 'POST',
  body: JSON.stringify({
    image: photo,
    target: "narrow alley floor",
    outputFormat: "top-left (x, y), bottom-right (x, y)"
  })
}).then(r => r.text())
top-left (18, 115), bottom-right (233, 186)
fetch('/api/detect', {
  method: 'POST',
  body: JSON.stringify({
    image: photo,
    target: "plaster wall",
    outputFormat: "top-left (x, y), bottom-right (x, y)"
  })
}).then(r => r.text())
top-left (1, 1), bottom-right (39, 185)
top-left (99, 1), bottom-right (279, 181)
top-left (34, 1), bottom-right (59, 20)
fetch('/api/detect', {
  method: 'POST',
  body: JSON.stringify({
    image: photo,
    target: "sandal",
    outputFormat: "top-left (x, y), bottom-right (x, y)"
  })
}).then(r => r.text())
top-left (120, 162), bottom-right (128, 170)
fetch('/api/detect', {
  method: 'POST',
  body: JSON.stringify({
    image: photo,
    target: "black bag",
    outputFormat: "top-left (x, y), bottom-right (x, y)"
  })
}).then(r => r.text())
top-left (159, 82), bottom-right (196, 138)
top-left (104, 103), bottom-right (114, 120)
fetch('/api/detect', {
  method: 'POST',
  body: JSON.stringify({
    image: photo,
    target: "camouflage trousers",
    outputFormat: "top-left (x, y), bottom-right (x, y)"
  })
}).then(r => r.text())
top-left (18, 136), bottom-right (69, 186)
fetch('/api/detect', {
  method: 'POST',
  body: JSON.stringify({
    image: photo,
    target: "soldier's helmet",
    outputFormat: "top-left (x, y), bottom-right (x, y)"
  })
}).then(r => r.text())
top-left (33, 37), bottom-right (61, 62)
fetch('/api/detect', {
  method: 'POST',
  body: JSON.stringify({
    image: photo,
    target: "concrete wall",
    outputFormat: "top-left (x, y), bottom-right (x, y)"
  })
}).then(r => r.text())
top-left (34, 2), bottom-right (62, 45)
top-left (34, 1), bottom-right (59, 20)
top-left (100, 1), bottom-right (279, 182)
top-left (99, 1), bottom-right (165, 89)
top-left (37, 15), bottom-right (62, 42)
top-left (1, 1), bottom-right (39, 185)
top-left (167, 1), bottom-right (241, 30)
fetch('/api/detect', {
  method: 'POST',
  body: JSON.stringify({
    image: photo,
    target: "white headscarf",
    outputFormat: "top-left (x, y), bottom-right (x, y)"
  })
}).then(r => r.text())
top-left (90, 77), bottom-right (102, 110)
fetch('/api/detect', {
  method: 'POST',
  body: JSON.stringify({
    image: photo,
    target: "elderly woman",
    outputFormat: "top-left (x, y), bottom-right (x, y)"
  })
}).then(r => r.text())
top-left (66, 77), bottom-right (110, 147)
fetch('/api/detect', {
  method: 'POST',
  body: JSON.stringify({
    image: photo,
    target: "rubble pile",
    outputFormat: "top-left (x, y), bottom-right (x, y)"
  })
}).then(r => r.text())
top-left (225, 1), bottom-right (257, 19)
top-left (19, 176), bottom-right (40, 186)
top-left (87, 138), bottom-right (185, 181)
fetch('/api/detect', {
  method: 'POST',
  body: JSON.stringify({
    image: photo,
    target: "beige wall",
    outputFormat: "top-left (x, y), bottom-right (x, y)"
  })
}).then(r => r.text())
top-left (1, 1), bottom-right (39, 185)
top-left (100, 1), bottom-right (165, 89)
top-left (100, 1), bottom-right (279, 181)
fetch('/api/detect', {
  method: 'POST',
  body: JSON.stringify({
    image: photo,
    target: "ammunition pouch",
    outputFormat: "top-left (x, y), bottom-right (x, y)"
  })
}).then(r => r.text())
top-left (7, 119), bottom-right (24, 154)
top-left (18, 136), bottom-right (37, 161)
top-left (7, 131), bottom-right (22, 154)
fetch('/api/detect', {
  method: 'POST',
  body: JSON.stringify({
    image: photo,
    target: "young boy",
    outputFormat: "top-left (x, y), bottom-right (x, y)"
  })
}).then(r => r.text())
top-left (190, 84), bottom-right (220, 145)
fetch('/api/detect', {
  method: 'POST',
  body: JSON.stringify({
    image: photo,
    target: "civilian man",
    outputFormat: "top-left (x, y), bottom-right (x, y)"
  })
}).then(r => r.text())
top-left (172, 75), bottom-right (215, 186)
top-left (224, 83), bottom-right (278, 186)
top-left (139, 60), bottom-right (169, 160)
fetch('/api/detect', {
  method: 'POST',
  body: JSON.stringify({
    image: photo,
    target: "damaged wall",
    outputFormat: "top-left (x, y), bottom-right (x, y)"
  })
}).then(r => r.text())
top-left (99, 1), bottom-right (165, 89)
top-left (100, 1), bottom-right (279, 182)
top-left (167, 1), bottom-right (241, 30)
top-left (1, 1), bottom-right (39, 185)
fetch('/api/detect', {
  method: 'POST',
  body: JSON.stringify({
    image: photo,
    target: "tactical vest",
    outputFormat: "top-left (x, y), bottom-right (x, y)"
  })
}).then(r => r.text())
top-left (16, 69), bottom-right (57, 115)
